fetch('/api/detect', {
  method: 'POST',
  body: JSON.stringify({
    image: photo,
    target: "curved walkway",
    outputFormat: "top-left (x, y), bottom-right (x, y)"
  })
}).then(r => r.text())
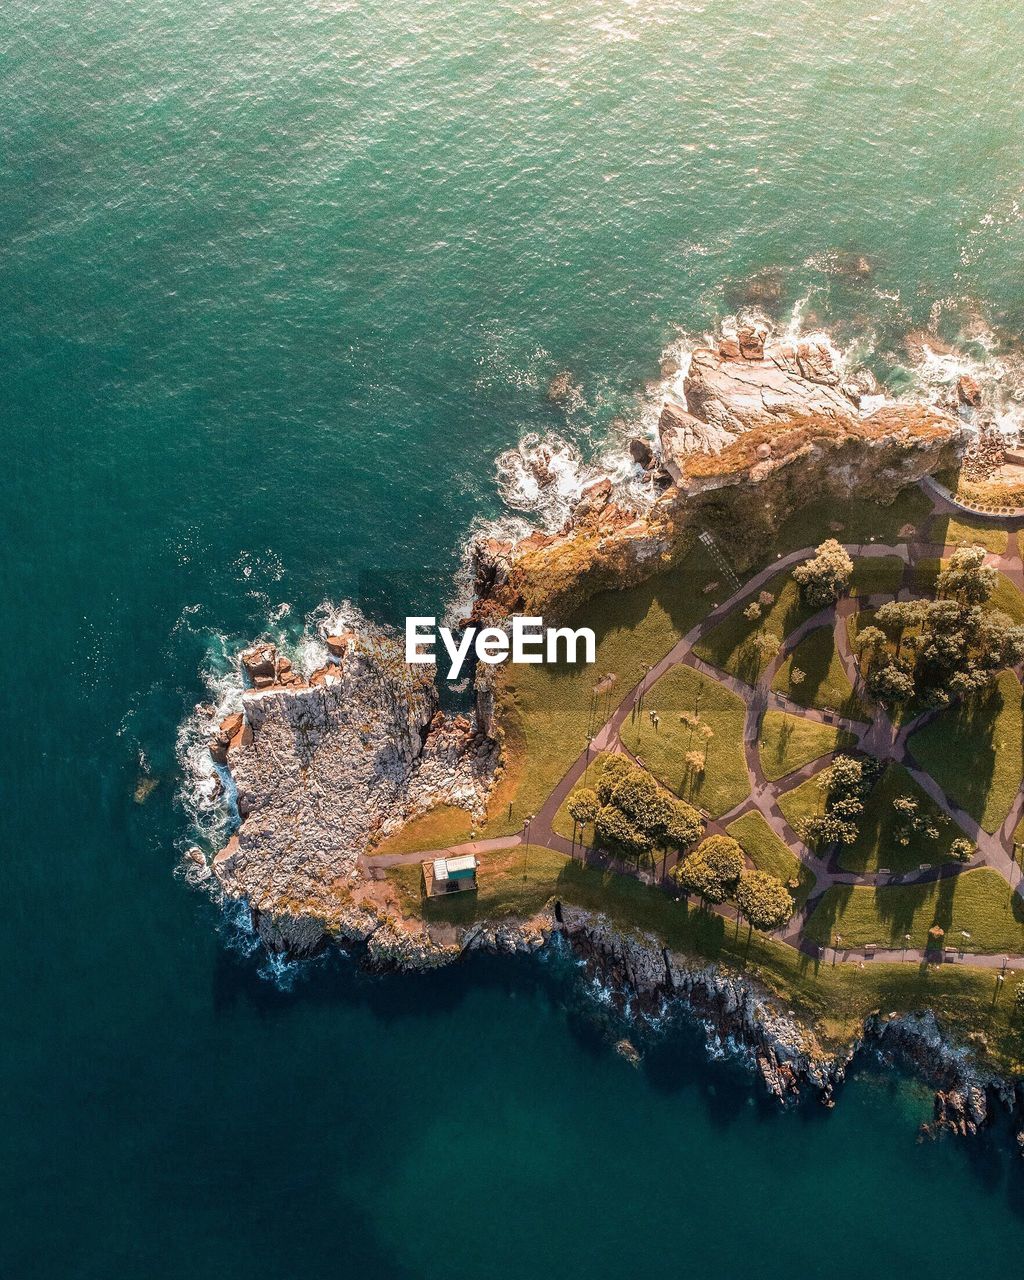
top-left (365, 484), bottom-right (1024, 970)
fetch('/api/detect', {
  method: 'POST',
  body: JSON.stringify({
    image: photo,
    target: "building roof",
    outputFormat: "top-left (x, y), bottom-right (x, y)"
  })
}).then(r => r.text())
top-left (432, 854), bottom-right (478, 881)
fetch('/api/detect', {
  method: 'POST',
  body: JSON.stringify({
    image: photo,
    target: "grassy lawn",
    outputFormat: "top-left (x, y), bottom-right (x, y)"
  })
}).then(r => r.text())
top-left (804, 868), bottom-right (1024, 955)
top-left (771, 625), bottom-right (867, 718)
top-left (930, 514), bottom-right (1008, 555)
top-left (776, 771), bottom-right (825, 835)
top-left (386, 843), bottom-right (570, 926)
top-left (849, 556), bottom-right (905, 597)
top-left (693, 571), bottom-right (811, 683)
top-left (758, 710), bottom-right (855, 782)
top-left (727, 810), bottom-right (816, 907)
top-left (750, 485), bottom-right (934, 564)
top-left (391, 829), bottom-right (1024, 1067)
top-left (619, 664), bottom-right (750, 817)
top-left (838, 762), bottom-right (965, 874)
top-left (909, 669), bottom-right (1024, 833)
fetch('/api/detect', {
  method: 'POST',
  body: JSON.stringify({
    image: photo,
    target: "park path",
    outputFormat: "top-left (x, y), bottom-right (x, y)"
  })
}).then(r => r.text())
top-left (364, 485), bottom-right (1024, 969)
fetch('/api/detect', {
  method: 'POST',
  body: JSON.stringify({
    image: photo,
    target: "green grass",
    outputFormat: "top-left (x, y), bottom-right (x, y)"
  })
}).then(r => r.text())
top-left (726, 810), bottom-right (816, 907)
top-left (693, 571), bottom-right (811, 683)
top-left (849, 556), bottom-right (905, 597)
top-left (930, 514), bottom-right (1008, 555)
top-left (730, 485), bottom-right (935, 569)
top-left (776, 772), bottom-right (826, 836)
top-left (804, 868), bottom-right (1024, 954)
top-left (771, 625), bottom-right (867, 718)
top-left (758, 710), bottom-right (855, 782)
top-left (838, 762), bottom-right (965, 874)
top-left (619, 664), bottom-right (750, 817)
top-left (909, 669), bottom-right (1024, 833)
top-left (391, 830), bottom-right (1024, 1067)
top-left (386, 844), bottom-right (570, 925)
top-left (380, 543), bottom-right (720, 850)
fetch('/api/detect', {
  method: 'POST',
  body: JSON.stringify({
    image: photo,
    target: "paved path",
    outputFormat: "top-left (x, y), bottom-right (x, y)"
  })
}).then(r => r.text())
top-left (365, 483), bottom-right (1024, 968)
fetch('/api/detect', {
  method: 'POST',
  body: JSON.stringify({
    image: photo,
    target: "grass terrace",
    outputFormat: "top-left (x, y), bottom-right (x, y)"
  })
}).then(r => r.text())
top-left (620, 664), bottom-right (749, 817)
top-left (771, 625), bottom-right (867, 718)
top-left (804, 868), bottom-right (1024, 955)
top-left (727, 810), bottom-right (816, 907)
top-left (758, 710), bottom-right (855, 782)
top-left (693, 571), bottom-right (811, 683)
top-left (909, 669), bottom-right (1024, 834)
top-left (837, 762), bottom-right (965, 874)
top-left (929, 513), bottom-right (1009, 555)
top-left (848, 555), bottom-right (906, 597)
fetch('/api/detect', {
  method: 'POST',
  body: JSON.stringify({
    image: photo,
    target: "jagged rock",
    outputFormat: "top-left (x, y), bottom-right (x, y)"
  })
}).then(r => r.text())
top-left (326, 633), bottom-right (353, 659)
top-left (255, 910), bottom-right (328, 959)
top-left (219, 712), bottom-right (243, 738)
top-left (957, 375), bottom-right (982, 407)
top-left (659, 399), bottom-right (735, 465)
top-left (738, 322), bottom-right (768, 360)
top-left (683, 345), bottom-right (856, 435)
top-left (628, 437), bottom-right (655, 469)
top-left (208, 732), bottom-right (231, 764)
top-left (241, 644), bottom-right (277, 682)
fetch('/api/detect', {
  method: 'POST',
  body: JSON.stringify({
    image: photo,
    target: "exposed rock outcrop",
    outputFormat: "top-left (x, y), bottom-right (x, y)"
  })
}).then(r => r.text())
top-left (212, 635), bottom-right (498, 923)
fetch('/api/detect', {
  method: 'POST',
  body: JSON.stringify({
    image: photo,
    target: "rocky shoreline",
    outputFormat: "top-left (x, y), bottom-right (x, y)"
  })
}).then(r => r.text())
top-left (244, 890), bottom-right (1024, 1149)
top-left (181, 313), bottom-right (1024, 1145)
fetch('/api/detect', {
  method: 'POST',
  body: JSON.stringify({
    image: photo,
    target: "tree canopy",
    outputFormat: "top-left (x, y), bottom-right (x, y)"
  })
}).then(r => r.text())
top-left (736, 869), bottom-right (794, 933)
top-left (793, 539), bottom-right (854, 608)
top-left (671, 835), bottom-right (744, 904)
top-left (592, 757), bottom-right (703, 861)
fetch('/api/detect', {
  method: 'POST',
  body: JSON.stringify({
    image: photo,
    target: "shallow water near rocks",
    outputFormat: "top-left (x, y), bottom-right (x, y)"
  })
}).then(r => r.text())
top-left (5, 1), bottom-right (1024, 1274)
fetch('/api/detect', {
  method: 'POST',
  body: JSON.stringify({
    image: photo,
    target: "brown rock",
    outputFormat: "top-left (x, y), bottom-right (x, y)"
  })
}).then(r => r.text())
top-left (628, 437), bottom-right (654, 469)
top-left (738, 324), bottom-right (768, 360)
top-left (253, 675), bottom-right (275, 690)
top-left (718, 336), bottom-right (741, 360)
top-left (957, 375), bottom-right (982, 407)
top-left (241, 644), bottom-right (277, 682)
top-left (209, 734), bottom-right (230, 764)
top-left (219, 712), bottom-right (244, 738)
top-left (326, 633), bottom-right (353, 659)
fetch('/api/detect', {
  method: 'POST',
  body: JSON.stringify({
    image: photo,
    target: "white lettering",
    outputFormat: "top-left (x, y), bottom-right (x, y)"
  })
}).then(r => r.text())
top-left (476, 627), bottom-right (510, 663)
top-left (405, 617), bottom-right (436, 663)
top-left (545, 626), bottom-right (596, 665)
top-left (512, 616), bottom-right (544, 664)
top-left (438, 626), bottom-right (475, 680)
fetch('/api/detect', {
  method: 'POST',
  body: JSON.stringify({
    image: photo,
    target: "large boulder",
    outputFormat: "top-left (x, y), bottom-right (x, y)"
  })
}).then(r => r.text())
top-left (683, 344), bottom-right (857, 435)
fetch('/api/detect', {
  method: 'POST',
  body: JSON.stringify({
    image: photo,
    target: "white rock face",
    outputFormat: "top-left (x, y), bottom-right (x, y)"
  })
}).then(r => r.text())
top-left (213, 636), bottom-right (497, 919)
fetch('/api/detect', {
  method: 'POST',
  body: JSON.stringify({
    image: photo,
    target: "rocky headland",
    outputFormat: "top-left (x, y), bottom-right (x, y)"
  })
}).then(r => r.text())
top-left (185, 316), bottom-right (1024, 1138)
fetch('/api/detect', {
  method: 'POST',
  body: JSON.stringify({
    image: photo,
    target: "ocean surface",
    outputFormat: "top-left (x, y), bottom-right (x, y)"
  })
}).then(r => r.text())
top-left (5, 2), bottom-right (1024, 1275)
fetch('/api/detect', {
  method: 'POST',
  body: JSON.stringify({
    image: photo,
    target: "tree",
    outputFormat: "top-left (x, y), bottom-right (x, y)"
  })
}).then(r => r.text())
top-left (793, 539), bottom-right (853, 608)
top-left (672, 835), bottom-right (743, 906)
top-left (567, 786), bottom-right (598, 826)
top-left (867, 661), bottom-right (915, 707)
top-left (749, 629), bottom-right (781, 664)
top-left (949, 837), bottom-right (975, 863)
top-left (937, 544), bottom-right (996, 605)
top-left (743, 601), bottom-right (762, 621)
top-left (736, 869), bottom-right (794, 934)
top-left (595, 803), bottom-right (651, 860)
top-left (567, 786), bottom-right (599, 853)
top-left (802, 754), bottom-right (880, 848)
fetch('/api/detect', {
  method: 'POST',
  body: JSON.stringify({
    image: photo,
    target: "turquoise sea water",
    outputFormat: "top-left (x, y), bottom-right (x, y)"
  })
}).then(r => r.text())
top-left (5, 2), bottom-right (1024, 1274)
